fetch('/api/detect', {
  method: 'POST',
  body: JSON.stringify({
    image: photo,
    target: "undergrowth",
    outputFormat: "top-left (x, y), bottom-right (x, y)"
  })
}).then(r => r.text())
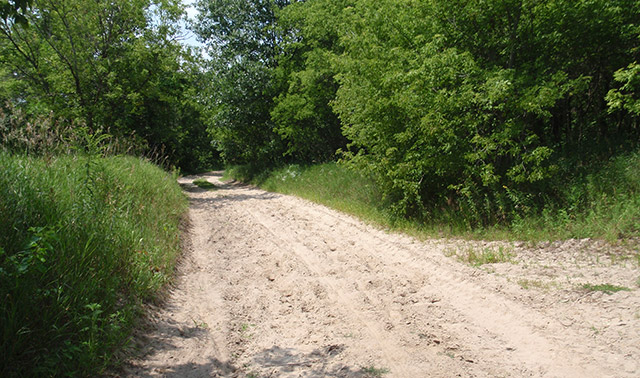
top-left (0, 152), bottom-right (187, 377)
top-left (226, 150), bottom-right (640, 242)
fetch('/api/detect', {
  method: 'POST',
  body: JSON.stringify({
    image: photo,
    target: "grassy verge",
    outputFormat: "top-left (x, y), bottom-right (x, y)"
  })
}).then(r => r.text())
top-left (226, 163), bottom-right (391, 226)
top-left (226, 152), bottom-right (640, 242)
top-left (510, 152), bottom-right (640, 241)
top-left (0, 152), bottom-right (187, 377)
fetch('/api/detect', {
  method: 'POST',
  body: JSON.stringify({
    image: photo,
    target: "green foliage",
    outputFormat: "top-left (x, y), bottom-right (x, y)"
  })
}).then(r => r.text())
top-left (194, 0), bottom-right (289, 166)
top-left (607, 62), bottom-right (640, 116)
top-left (194, 0), bottom-right (348, 166)
top-left (0, 0), bottom-right (217, 172)
top-left (192, 178), bottom-right (216, 190)
top-left (0, 153), bottom-right (187, 376)
top-left (228, 162), bottom-right (388, 225)
top-left (328, 0), bottom-right (640, 224)
top-left (0, 0), bottom-right (152, 123)
top-left (198, 0), bottom-right (640, 237)
top-left (270, 0), bottom-right (348, 162)
top-left (234, 151), bottom-right (640, 242)
top-left (581, 284), bottom-right (632, 295)
top-left (511, 151), bottom-right (640, 241)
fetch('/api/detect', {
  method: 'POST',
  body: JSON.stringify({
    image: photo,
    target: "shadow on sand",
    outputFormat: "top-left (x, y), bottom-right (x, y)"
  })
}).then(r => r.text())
top-left (119, 315), bottom-right (370, 377)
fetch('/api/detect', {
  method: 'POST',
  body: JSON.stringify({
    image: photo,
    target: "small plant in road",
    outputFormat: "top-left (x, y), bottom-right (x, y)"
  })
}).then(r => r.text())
top-left (446, 246), bottom-right (515, 267)
top-left (193, 178), bottom-right (217, 190)
top-left (581, 283), bottom-right (631, 295)
top-left (361, 365), bottom-right (389, 377)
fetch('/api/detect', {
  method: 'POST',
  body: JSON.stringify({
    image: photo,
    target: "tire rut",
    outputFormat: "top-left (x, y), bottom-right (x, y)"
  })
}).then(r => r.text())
top-left (123, 172), bottom-right (639, 378)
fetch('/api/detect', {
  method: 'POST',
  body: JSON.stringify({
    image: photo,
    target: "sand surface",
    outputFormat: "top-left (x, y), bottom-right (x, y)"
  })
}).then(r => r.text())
top-left (124, 171), bottom-right (639, 377)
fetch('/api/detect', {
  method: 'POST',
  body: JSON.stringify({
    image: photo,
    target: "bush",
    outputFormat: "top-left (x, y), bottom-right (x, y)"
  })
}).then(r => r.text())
top-left (329, 0), bottom-right (639, 225)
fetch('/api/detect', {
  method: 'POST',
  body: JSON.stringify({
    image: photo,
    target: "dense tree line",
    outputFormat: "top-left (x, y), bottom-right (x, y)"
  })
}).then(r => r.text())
top-left (0, 0), bottom-right (216, 172)
top-left (1, 0), bottom-right (638, 223)
top-left (194, 0), bottom-right (640, 224)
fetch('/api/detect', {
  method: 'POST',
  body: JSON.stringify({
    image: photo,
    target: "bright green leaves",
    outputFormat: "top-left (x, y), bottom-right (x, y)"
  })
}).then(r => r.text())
top-left (193, 0), bottom-right (640, 225)
top-left (325, 0), bottom-right (639, 223)
top-left (607, 62), bottom-right (640, 116)
top-left (0, 0), bottom-right (215, 171)
top-left (336, 17), bottom-right (465, 212)
top-left (271, 0), bottom-right (347, 162)
top-left (194, 0), bottom-right (287, 165)
top-left (517, 72), bottom-right (574, 120)
top-left (334, 1), bottom-right (482, 215)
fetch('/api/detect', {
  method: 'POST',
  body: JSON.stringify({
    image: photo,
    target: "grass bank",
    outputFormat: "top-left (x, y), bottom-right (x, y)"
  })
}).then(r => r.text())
top-left (226, 152), bottom-right (640, 242)
top-left (0, 153), bottom-right (187, 376)
top-left (225, 163), bottom-right (389, 225)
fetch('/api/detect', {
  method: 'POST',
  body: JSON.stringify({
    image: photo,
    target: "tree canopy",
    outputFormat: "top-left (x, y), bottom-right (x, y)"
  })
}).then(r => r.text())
top-left (2, 0), bottom-right (639, 220)
top-left (193, 0), bottom-right (640, 223)
top-left (0, 0), bottom-right (217, 171)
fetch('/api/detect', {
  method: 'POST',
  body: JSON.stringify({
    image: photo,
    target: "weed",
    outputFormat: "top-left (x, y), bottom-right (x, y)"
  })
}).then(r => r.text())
top-left (581, 283), bottom-right (632, 295)
top-left (518, 279), bottom-right (555, 290)
top-left (193, 178), bottom-right (217, 190)
top-left (449, 246), bottom-right (515, 267)
top-left (361, 365), bottom-right (390, 377)
top-left (191, 317), bottom-right (209, 329)
top-left (239, 323), bottom-right (255, 339)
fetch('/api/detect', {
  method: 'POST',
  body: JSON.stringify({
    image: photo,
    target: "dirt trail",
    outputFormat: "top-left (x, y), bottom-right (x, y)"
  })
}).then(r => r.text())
top-left (124, 172), bottom-right (640, 377)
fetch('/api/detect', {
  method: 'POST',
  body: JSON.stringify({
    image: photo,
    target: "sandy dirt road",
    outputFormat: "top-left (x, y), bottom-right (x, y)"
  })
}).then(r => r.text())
top-left (124, 172), bottom-right (639, 377)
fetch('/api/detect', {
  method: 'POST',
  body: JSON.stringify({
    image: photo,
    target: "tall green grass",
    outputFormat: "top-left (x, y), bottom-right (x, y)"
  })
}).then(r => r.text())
top-left (226, 163), bottom-right (390, 225)
top-left (0, 152), bottom-right (187, 376)
top-left (510, 152), bottom-right (640, 241)
top-left (227, 151), bottom-right (640, 242)
top-left (225, 163), bottom-right (472, 238)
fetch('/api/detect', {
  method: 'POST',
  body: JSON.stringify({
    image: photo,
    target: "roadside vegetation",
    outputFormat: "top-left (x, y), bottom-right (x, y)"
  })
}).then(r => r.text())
top-left (226, 163), bottom-right (388, 225)
top-left (227, 151), bottom-right (640, 242)
top-left (209, 0), bottom-right (640, 242)
top-left (1, 0), bottom-right (639, 374)
top-left (0, 1), bottom-right (199, 375)
top-left (0, 152), bottom-right (187, 376)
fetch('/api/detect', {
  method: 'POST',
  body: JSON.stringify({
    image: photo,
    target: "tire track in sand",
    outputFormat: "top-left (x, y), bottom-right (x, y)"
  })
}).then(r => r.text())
top-left (123, 171), bottom-right (639, 378)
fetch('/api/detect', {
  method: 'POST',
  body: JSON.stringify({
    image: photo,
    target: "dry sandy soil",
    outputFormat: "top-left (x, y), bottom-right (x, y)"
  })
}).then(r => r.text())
top-left (123, 171), bottom-right (639, 377)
